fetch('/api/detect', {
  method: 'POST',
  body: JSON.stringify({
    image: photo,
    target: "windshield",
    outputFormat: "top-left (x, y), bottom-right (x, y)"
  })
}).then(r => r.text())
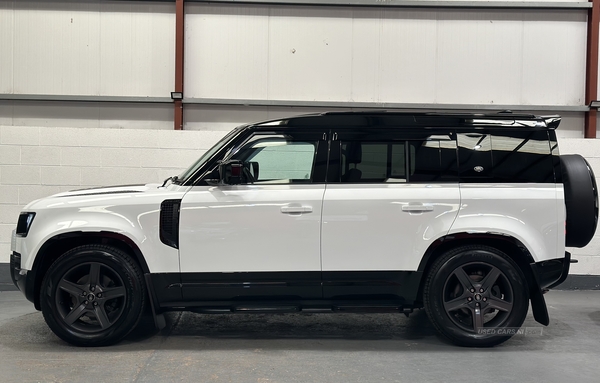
top-left (178, 126), bottom-right (244, 182)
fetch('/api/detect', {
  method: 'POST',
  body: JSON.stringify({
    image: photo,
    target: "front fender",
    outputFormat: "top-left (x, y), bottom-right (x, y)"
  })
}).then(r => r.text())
top-left (19, 192), bottom-right (184, 273)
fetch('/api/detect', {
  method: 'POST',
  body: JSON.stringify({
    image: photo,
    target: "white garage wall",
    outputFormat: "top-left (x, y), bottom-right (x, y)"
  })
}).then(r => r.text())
top-left (186, 5), bottom-right (586, 107)
top-left (0, 1), bottom-right (175, 97)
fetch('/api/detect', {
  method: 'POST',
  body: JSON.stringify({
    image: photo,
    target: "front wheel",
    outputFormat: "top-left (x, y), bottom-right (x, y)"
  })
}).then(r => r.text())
top-left (423, 245), bottom-right (529, 347)
top-left (40, 245), bottom-right (146, 346)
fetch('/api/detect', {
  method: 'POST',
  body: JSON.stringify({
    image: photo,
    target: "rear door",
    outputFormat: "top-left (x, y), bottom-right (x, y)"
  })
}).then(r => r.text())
top-left (320, 128), bottom-right (460, 301)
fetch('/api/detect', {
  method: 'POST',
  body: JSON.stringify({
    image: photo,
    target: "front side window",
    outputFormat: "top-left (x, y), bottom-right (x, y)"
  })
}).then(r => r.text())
top-left (231, 134), bottom-right (318, 184)
top-left (179, 126), bottom-right (245, 183)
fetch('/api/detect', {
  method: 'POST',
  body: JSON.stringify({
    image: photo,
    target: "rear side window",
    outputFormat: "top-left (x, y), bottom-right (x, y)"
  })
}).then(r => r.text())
top-left (457, 130), bottom-right (554, 183)
top-left (335, 136), bottom-right (458, 183)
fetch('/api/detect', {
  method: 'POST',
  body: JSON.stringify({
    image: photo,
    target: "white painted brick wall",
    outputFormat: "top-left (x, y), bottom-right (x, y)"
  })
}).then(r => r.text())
top-left (0, 125), bottom-right (226, 262)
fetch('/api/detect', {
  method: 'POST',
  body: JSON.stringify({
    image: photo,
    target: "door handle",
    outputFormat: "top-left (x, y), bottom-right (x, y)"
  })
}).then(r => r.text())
top-left (281, 206), bottom-right (313, 214)
top-left (401, 204), bottom-right (434, 213)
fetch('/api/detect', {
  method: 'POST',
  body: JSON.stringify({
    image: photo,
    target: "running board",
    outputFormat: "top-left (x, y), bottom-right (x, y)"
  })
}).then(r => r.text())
top-left (189, 305), bottom-right (413, 316)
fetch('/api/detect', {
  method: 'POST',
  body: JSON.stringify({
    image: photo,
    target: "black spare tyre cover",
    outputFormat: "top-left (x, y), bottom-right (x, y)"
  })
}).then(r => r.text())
top-left (560, 155), bottom-right (598, 247)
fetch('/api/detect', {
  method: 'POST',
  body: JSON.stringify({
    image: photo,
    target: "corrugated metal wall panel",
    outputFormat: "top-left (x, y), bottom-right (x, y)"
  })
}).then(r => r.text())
top-left (0, 2), bottom-right (14, 94)
top-left (267, 7), bottom-right (354, 101)
top-left (6, 1), bottom-right (174, 97)
top-left (185, 4), bottom-right (587, 107)
top-left (521, 10), bottom-right (586, 106)
top-left (185, 6), bottom-right (270, 99)
top-left (99, 2), bottom-right (175, 97)
top-left (12, 1), bottom-right (101, 95)
top-left (436, 10), bottom-right (524, 104)
top-left (376, 10), bottom-right (438, 103)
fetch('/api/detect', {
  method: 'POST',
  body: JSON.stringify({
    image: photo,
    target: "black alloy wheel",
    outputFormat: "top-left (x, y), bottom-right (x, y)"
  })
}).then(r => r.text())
top-left (40, 245), bottom-right (145, 346)
top-left (424, 245), bottom-right (529, 347)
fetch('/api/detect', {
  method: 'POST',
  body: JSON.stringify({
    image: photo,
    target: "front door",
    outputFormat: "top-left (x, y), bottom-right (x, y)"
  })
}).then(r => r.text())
top-left (178, 129), bottom-right (327, 302)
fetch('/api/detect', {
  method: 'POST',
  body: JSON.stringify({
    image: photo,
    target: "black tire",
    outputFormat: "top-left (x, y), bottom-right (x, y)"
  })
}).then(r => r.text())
top-left (423, 245), bottom-right (529, 347)
top-left (40, 245), bottom-right (146, 346)
top-left (561, 154), bottom-right (598, 248)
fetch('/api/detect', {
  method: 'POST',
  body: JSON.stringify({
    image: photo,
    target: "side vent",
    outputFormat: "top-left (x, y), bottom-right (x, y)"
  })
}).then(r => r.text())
top-left (160, 199), bottom-right (181, 249)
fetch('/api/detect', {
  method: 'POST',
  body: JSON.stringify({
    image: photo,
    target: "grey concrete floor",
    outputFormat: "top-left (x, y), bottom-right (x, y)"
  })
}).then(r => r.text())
top-left (0, 290), bottom-right (599, 383)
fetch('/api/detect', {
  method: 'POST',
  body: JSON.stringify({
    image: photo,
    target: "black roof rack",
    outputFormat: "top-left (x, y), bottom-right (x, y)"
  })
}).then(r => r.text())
top-left (252, 110), bottom-right (558, 129)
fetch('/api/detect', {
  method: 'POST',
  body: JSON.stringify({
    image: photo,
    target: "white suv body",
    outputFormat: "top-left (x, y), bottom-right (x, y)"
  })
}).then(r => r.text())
top-left (9, 112), bottom-right (596, 347)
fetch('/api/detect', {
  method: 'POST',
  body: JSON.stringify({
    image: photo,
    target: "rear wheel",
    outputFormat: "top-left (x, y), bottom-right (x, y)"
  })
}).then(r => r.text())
top-left (40, 245), bottom-right (146, 346)
top-left (423, 245), bottom-right (529, 347)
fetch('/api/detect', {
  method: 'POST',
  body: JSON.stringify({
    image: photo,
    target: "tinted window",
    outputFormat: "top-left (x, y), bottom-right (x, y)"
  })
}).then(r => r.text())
top-left (490, 131), bottom-right (554, 183)
top-left (341, 142), bottom-right (406, 182)
top-left (337, 137), bottom-right (457, 183)
top-left (457, 134), bottom-right (493, 180)
top-left (457, 131), bottom-right (554, 183)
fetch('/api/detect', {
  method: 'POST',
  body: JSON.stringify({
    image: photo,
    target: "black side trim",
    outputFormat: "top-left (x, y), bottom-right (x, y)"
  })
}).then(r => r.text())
top-left (323, 271), bottom-right (422, 303)
top-left (180, 271), bottom-right (322, 302)
top-left (160, 199), bottom-right (181, 249)
top-left (152, 271), bottom-right (424, 308)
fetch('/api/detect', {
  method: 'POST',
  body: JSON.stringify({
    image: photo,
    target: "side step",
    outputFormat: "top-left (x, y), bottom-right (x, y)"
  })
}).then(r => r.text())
top-left (190, 305), bottom-right (413, 316)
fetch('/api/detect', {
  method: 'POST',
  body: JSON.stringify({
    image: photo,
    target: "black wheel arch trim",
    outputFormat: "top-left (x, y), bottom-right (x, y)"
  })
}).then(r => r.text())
top-left (28, 231), bottom-right (151, 310)
top-left (416, 232), bottom-right (550, 325)
top-left (417, 233), bottom-right (536, 273)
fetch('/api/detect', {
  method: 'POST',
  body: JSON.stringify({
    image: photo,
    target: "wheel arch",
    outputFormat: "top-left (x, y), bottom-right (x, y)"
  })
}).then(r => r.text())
top-left (28, 231), bottom-right (149, 310)
top-left (416, 234), bottom-right (534, 299)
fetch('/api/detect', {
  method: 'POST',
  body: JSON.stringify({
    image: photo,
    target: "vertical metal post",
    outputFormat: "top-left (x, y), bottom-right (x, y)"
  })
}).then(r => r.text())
top-left (174, 0), bottom-right (185, 130)
top-left (585, 0), bottom-right (599, 138)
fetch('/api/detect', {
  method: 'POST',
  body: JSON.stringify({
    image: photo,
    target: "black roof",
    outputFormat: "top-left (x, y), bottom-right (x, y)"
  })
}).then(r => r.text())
top-left (252, 111), bottom-right (561, 130)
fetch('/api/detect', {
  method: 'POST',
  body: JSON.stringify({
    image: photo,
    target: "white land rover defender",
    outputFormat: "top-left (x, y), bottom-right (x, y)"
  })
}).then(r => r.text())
top-left (9, 112), bottom-right (598, 347)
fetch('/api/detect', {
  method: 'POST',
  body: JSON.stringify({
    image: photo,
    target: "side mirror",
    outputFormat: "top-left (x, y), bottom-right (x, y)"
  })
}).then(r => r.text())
top-left (218, 160), bottom-right (244, 185)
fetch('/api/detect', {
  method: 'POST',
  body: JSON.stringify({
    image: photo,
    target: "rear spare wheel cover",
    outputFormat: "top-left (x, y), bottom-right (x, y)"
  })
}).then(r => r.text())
top-left (560, 155), bottom-right (598, 247)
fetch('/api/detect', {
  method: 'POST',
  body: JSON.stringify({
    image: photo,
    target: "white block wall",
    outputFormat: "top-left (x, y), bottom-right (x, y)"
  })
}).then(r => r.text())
top-left (0, 125), bottom-right (229, 263)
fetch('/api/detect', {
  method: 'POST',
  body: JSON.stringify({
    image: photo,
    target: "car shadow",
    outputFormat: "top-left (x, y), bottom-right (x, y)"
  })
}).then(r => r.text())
top-left (0, 309), bottom-right (555, 353)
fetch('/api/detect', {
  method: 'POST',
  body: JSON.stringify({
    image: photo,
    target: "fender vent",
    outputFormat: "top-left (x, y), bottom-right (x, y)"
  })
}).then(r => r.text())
top-left (160, 199), bottom-right (181, 249)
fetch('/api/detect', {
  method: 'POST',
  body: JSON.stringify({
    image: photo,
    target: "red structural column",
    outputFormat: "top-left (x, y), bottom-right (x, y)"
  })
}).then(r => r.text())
top-left (585, 0), bottom-right (600, 138)
top-left (174, 0), bottom-right (185, 130)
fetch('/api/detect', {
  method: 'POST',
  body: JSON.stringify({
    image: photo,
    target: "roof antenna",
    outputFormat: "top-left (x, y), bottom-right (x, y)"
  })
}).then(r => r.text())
top-left (498, 110), bottom-right (513, 114)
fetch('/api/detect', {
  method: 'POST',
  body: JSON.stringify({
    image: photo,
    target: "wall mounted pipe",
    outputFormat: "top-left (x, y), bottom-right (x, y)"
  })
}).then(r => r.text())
top-left (585, 0), bottom-right (599, 138)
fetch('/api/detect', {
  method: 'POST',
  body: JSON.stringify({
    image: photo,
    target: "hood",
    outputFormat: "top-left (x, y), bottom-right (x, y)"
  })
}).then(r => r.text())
top-left (22, 183), bottom-right (175, 211)
top-left (52, 184), bottom-right (158, 198)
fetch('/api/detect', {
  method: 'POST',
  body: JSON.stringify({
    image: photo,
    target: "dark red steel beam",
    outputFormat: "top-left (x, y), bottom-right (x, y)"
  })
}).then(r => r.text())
top-left (174, 0), bottom-right (185, 130)
top-left (585, 0), bottom-right (600, 138)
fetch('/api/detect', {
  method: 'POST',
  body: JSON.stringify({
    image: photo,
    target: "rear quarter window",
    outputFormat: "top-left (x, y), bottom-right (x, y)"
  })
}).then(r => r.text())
top-left (457, 130), bottom-right (554, 183)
